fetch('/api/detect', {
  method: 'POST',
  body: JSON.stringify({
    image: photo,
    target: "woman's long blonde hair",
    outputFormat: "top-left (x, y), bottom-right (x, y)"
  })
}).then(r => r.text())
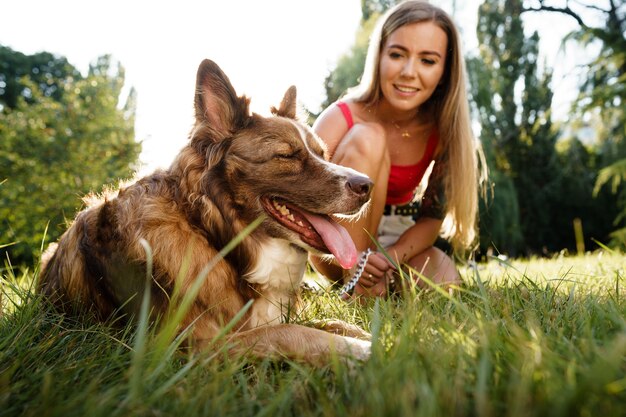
top-left (348, 0), bottom-right (487, 252)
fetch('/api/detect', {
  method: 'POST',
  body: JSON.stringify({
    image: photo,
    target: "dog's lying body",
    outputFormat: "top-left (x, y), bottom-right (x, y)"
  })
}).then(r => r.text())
top-left (38, 59), bottom-right (373, 366)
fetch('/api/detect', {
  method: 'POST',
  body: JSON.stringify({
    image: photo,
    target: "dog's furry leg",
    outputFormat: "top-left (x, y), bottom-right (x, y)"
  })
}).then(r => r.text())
top-left (212, 323), bottom-right (371, 366)
top-left (311, 320), bottom-right (371, 340)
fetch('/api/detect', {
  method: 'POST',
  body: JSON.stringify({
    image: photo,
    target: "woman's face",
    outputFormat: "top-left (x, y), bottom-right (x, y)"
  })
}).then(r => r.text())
top-left (379, 21), bottom-right (448, 113)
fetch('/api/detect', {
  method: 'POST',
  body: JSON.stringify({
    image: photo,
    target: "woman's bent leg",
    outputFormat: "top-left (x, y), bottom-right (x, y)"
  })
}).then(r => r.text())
top-left (404, 246), bottom-right (460, 289)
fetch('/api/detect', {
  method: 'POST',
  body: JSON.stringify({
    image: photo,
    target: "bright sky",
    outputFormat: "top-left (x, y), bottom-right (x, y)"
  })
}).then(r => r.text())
top-left (1, 0), bottom-right (581, 174)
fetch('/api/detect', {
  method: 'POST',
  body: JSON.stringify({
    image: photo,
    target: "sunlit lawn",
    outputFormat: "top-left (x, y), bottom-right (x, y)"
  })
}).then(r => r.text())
top-left (1, 251), bottom-right (624, 417)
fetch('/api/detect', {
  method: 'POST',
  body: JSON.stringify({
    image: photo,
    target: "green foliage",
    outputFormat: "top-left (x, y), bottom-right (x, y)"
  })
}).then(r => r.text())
top-left (468, 0), bottom-right (566, 255)
top-left (0, 53), bottom-right (141, 265)
top-left (478, 171), bottom-right (523, 257)
top-left (553, 138), bottom-right (616, 252)
top-left (595, 159), bottom-right (626, 196)
top-left (321, 13), bottom-right (379, 110)
top-left (360, 0), bottom-right (398, 21)
top-left (320, 0), bottom-right (402, 111)
top-left (567, 3), bottom-right (626, 162)
top-left (594, 159), bottom-right (626, 248)
top-left (0, 45), bottom-right (81, 110)
top-left (523, 1), bottom-right (626, 249)
top-left (1, 252), bottom-right (624, 416)
top-left (575, 2), bottom-right (626, 246)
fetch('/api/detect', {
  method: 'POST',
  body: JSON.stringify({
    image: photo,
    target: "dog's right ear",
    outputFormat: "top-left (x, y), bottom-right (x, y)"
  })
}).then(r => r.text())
top-left (271, 86), bottom-right (297, 119)
top-left (194, 59), bottom-right (250, 140)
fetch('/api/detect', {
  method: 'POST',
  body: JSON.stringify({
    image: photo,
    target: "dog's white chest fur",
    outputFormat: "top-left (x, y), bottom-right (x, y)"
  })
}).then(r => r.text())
top-left (245, 239), bottom-right (307, 328)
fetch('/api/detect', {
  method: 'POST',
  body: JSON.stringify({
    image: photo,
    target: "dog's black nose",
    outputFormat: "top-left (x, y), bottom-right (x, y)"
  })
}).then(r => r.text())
top-left (346, 175), bottom-right (373, 198)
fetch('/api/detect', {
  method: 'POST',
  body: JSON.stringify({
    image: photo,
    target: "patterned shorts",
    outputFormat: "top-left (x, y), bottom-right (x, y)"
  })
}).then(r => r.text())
top-left (377, 203), bottom-right (419, 248)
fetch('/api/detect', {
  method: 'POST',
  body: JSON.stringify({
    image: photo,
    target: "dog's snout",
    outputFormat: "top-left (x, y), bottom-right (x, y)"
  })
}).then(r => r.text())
top-left (346, 175), bottom-right (373, 198)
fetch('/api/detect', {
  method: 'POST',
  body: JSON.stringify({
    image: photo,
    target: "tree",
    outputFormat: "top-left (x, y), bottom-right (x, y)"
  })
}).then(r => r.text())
top-left (523, 0), bottom-right (626, 247)
top-left (320, 0), bottom-right (402, 111)
top-left (361, 0), bottom-right (397, 21)
top-left (321, 16), bottom-right (373, 110)
top-left (558, 136), bottom-right (618, 250)
top-left (476, 147), bottom-right (524, 257)
top-left (468, 0), bottom-right (563, 255)
top-left (593, 156), bottom-right (626, 248)
top-left (0, 45), bottom-right (81, 110)
top-left (0, 52), bottom-right (141, 266)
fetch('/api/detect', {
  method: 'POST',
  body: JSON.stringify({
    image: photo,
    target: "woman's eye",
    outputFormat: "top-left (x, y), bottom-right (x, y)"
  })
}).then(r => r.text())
top-left (389, 52), bottom-right (403, 59)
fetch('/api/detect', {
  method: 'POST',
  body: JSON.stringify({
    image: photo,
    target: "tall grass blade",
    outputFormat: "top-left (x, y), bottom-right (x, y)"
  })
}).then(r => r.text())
top-left (592, 238), bottom-right (616, 254)
top-left (127, 238), bottom-right (154, 403)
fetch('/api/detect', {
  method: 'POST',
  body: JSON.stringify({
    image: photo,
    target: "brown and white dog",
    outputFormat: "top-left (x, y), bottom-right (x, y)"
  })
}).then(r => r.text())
top-left (38, 59), bottom-right (373, 366)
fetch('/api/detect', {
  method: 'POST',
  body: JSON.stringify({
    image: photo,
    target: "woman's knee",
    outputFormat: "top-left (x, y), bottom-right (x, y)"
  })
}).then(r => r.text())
top-left (334, 123), bottom-right (389, 166)
top-left (407, 246), bottom-right (460, 286)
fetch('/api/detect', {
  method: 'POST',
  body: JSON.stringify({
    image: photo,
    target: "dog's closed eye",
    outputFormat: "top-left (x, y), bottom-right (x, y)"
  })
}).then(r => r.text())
top-left (274, 149), bottom-right (301, 160)
top-left (269, 142), bottom-right (300, 160)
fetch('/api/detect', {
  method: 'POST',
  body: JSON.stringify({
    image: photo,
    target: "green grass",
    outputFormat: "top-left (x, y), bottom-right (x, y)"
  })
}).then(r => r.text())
top-left (1, 251), bottom-right (625, 417)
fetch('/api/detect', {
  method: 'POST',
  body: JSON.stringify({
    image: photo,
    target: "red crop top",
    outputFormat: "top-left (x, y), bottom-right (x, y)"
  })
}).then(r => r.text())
top-left (336, 101), bottom-right (439, 205)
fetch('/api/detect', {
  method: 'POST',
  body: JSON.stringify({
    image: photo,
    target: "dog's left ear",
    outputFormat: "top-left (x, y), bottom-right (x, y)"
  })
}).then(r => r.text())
top-left (271, 86), bottom-right (297, 119)
top-left (194, 59), bottom-right (250, 140)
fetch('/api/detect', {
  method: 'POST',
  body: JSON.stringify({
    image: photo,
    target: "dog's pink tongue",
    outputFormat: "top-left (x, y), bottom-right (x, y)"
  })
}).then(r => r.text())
top-left (302, 212), bottom-right (358, 269)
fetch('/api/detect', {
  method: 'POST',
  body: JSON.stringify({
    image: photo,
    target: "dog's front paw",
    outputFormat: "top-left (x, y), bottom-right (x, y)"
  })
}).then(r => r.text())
top-left (343, 336), bottom-right (371, 362)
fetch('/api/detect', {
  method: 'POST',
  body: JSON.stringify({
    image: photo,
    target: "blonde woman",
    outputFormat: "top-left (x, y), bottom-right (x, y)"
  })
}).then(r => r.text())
top-left (310, 0), bottom-right (487, 298)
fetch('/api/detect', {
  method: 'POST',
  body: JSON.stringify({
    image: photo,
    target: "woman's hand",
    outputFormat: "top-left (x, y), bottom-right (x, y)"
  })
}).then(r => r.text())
top-left (353, 251), bottom-right (396, 298)
top-left (357, 251), bottom-right (394, 287)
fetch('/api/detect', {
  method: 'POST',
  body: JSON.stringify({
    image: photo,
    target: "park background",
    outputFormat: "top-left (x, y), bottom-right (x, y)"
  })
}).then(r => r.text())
top-left (1, 0), bottom-right (624, 264)
top-left (1, 2), bottom-right (625, 416)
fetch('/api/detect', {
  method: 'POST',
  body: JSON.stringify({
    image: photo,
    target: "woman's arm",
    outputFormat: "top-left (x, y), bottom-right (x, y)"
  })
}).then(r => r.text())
top-left (313, 103), bottom-right (351, 158)
top-left (385, 217), bottom-right (443, 265)
top-left (354, 216), bottom-right (442, 296)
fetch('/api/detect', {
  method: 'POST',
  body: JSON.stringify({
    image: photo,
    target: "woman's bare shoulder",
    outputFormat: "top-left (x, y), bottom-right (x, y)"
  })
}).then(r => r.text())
top-left (313, 102), bottom-right (351, 156)
top-left (314, 102), bottom-right (347, 129)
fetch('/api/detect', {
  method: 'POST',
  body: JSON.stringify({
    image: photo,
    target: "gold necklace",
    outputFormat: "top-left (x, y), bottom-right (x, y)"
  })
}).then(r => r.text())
top-left (391, 121), bottom-right (412, 138)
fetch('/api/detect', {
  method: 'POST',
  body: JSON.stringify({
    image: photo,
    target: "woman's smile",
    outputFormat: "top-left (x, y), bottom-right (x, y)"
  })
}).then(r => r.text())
top-left (393, 84), bottom-right (420, 94)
